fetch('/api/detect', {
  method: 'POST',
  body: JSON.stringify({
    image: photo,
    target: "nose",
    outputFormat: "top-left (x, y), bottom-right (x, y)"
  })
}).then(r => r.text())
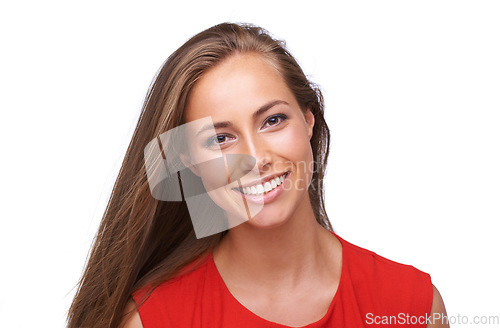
top-left (239, 133), bottom-right (273, 174)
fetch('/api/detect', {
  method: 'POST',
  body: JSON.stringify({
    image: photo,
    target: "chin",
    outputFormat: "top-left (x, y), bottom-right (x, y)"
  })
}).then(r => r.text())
top-left (243, 208), bottom-right (292, 230)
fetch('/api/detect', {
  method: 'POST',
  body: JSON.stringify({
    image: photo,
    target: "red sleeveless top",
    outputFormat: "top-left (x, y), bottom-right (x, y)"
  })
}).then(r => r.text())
top-left (133, 233), bottom-right (433, 327)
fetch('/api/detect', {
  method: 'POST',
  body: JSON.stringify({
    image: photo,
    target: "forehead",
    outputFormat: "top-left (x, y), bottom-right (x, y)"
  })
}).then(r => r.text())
top-left (184, 52), bottom-right (296, 123)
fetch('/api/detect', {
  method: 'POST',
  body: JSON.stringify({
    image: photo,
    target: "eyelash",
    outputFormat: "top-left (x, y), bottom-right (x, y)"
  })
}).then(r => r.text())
top-left (262, 114), bottom-right (287, 128)
top-left (205, 114), bottom-right (288, 148)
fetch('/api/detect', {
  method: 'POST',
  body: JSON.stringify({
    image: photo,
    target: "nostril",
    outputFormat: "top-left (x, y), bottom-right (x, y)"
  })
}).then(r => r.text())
top-left (259, 159), bottom-right (272, 168)
top-left (259, 164), bottom-right (272, 174)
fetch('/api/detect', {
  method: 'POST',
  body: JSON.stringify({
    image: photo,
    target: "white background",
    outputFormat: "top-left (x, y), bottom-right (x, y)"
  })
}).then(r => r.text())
top-left (1, 1), bottom-right (499, 327)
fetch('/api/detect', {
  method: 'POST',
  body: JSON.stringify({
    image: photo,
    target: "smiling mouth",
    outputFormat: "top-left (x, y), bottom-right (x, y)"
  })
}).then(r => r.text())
top-left (232, 172), bottom-right (290, 195)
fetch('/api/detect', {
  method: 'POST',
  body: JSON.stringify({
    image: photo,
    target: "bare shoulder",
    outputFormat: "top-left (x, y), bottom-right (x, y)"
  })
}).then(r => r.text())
top-left (119, 299), bottom-right (144, 328)
top-left (426, 284), bottom-right (449, 328)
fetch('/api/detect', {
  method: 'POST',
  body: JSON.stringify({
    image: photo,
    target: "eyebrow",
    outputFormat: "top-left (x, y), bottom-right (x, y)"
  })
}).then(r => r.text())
top-left (195, 100), bottom-right (289, 136)
top-left (252, 100), bottom-right (289, 119)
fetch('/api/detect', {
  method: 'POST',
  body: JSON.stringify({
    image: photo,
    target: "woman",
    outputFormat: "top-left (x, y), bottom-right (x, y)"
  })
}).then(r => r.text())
top-left (68, 22), bottom-right (448, 328)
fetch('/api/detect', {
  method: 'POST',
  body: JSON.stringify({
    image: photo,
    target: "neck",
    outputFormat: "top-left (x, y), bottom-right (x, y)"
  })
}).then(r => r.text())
top-left (213, 194), bottom-right (339, 289)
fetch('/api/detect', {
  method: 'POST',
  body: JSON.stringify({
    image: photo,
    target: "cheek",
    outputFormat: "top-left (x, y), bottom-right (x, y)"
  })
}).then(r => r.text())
top-left (197, 158), bottom-right (228, 190)
top-left (277, 124), bottom-right (314, 162)
top-left (273, 124), bottom-right (315, 187)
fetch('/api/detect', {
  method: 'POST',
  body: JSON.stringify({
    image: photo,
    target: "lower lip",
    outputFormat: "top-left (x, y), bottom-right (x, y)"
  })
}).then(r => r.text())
top-left (232, 172), bottom-right (291, 205)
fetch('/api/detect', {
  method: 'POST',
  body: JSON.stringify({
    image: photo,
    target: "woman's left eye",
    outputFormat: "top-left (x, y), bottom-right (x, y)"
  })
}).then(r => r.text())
top-left (263, 114), bottom-right (287, 128)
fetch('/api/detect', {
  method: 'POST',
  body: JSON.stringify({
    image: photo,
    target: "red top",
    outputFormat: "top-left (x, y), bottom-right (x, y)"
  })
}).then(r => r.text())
top-left (133, 233), bottom-right (433, 327)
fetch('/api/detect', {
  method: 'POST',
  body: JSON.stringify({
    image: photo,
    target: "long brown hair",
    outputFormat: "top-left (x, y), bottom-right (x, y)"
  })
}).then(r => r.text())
top-left (67, 22), bottom-right (332, 328)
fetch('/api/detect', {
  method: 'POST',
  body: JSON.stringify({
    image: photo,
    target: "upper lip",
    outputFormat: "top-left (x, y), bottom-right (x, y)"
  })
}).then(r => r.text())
top-left (236, 171), bottom-right (289, 189)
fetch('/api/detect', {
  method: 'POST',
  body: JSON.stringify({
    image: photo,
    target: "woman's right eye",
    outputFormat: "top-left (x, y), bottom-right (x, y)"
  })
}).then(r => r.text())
top-left (206, 134), bottom-right (233, 148)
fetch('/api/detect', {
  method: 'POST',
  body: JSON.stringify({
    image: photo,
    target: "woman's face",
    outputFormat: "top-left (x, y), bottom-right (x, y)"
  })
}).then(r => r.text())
top-left (182, 52), bottom-right (315, 229)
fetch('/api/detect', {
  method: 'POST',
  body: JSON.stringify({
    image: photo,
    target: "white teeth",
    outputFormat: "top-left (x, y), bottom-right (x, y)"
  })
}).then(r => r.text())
top-left (256, 184), bottom-right (264, 194)
top-left (239, 173), bottom-right (287, 195)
